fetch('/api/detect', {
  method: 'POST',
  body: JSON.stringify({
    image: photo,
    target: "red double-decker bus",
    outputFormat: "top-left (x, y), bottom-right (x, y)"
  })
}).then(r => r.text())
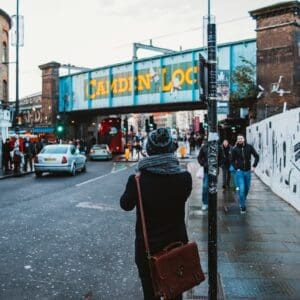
top-left (98, 117), bottom-right (124, 154)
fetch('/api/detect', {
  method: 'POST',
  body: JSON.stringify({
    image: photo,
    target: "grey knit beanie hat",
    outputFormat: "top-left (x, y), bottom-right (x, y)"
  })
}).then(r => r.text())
top-left (146, 128), bottom-right (174, 156)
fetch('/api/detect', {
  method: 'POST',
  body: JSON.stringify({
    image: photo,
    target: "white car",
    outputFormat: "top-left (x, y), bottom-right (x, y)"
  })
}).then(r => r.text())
top-left (89, 144), bottom-right (112, 160)
top-left (34, 144), bottom-right (87, 177)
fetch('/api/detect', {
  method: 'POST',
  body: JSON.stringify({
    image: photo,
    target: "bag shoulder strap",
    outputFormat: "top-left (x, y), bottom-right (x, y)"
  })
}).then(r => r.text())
top-left (135, 174), bottom-right (151, 259)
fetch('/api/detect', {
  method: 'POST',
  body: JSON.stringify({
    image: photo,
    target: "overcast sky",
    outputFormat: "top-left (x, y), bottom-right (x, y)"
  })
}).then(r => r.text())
top-left (1, 0), bottom-right (293, 100)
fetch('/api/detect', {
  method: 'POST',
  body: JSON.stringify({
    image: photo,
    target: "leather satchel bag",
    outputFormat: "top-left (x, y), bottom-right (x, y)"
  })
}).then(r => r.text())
top-left (135, 175), bottom-right (205, 299)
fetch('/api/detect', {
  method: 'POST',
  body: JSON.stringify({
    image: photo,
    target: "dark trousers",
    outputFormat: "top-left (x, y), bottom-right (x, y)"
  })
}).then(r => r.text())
top-left (24, 154), bottom-right (33, 171)
top-left (3, 157), bottom-right (11, 173)
top-left (137, 255), bottom-right (182, 300)
top-left (222, 166), bottom-right (231, 188)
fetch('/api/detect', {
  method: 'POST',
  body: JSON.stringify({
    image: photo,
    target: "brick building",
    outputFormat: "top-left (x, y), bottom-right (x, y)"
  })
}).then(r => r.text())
top-left (0, 8), bottom-right (11, 107)
top-left (250, 1), bottom-right (300, 121)
top-left (39, 62), bottom-right (60, 130)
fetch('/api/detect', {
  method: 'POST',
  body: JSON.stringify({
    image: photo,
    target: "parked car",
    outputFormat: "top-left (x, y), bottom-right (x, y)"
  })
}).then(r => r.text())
top-left (89, 144), bottom-right (112, 160)
top-left (34, 144), bottom-right (87, 177)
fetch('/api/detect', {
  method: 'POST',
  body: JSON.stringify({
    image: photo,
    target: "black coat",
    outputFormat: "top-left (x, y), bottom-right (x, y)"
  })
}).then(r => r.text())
top-left (2, 142), bottom-right (12, 160)
top-left (120, 170), bottom-right (192, 264)
top-left (220, 145), bottom-right (232, 168)
top-left (231, 143), bottom-right (259, 171)
top-left (23, 140), bottom-right (35, 156)
top-left (197, 143), bottom-right (223, 173)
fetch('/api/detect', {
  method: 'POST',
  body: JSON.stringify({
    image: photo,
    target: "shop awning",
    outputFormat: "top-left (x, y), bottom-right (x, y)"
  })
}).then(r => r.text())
top-left (32, 127), bottom-right (55, 133)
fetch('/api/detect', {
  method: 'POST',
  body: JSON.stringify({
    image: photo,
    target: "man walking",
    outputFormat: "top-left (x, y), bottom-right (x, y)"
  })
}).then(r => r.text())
top-left (231, 134), bottom-right (259, 214)
top-left (23, 136), bottom-right (35, 172)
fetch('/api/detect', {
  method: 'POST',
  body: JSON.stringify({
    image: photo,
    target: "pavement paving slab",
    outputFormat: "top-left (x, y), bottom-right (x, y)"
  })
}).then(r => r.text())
top-left (184, 161), bottom-right (300, 300)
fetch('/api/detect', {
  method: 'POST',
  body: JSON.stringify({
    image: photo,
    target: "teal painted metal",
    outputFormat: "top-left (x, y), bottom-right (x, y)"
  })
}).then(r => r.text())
top-left (108, 68), bottom-right (112, 107)
top-left (229, 44), bottom-right (234, 92)
top-left (159, 57), bottom-right (163, 104)
top-left (87, 72), bottom-right (92, 109)
top-left (132, 60), bottom-right (137, 106)
top-left (58, 38), bottom-right (256, 113)
top-left (191, 51), bottom-right (196, 102)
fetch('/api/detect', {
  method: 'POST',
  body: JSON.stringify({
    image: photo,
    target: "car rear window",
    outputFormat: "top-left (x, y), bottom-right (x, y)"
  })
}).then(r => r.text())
top-left (93, 145), bottom-right (107, 150)
top-left (42, 146), bottom-right (68, 154)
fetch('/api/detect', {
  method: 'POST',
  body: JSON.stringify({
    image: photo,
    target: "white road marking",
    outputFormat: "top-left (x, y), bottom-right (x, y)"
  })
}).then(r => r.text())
top-left (75, 173), bottom-right (112, 187)
top-left (75, 163), bottom-right (134, 187)
top-left (76, 202), bottom-right (117, 211)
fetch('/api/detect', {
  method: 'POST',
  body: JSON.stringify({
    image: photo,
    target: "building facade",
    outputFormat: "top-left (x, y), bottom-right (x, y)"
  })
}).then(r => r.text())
top-left (0, 8), bottom-right (11, 107)
top-left (250, 1), bottom-right (300, 121)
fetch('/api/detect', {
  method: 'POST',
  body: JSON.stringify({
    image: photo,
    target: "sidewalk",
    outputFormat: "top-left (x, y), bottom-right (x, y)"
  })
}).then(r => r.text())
top-left (0, 168), bottom-right (33, 180)
top-left (184, 161), bottom-right (300, 300)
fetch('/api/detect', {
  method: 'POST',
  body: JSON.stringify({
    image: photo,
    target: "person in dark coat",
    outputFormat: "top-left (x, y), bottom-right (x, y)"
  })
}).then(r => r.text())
top-left (197, 140), bottom-right (223, 211)
top-left (220, 139), bottom-right (232, 190)
top-left (231, 134), bottom-right (259, 214)
top-left (120, 128), bottom-right (192, 300)
top-left (23, 136), bottom-right (35, 172)
top-left (2, 138), bottom-right (13, 174)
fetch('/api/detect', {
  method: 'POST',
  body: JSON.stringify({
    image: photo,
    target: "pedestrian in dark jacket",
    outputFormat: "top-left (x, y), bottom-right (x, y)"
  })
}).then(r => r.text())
top-left (2, 138), bottom-right (13, 174)
top-left (197, 140), bottom-right (222, 211)
top-left (220, 139), bottom-right (232, 190)
top-left (120, 128), bottom-right (192, 300)
top-left (231, 134), bottom-right (259, 213)
top-left (23, 136), bottom-right (35, 172)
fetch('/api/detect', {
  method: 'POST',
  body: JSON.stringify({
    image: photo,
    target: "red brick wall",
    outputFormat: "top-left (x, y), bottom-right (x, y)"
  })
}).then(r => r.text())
top-left (252, 3), bottom-right (300, 120)
top-left (0, 14), bottom-right (10, 104)
top-left (39, 63), bottom-right (60, 126)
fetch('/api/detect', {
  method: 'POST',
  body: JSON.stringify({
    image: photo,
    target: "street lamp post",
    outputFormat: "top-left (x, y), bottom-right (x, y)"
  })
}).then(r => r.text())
top-left (14, 0), bottom-right (20, 131)
top-left (207, 0), bottom-right (218, 299)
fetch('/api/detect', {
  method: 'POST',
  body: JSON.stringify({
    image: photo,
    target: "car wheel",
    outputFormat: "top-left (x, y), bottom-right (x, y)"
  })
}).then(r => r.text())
top-left (35, 171), bottom-right (42, 177)
top-left (70, 164), bottom-right (76, 176)
top-left (82, 163), bottom-right (87, 172)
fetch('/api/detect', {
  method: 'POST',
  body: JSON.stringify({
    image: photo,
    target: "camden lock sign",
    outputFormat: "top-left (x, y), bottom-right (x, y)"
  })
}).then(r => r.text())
top-left (84, 63), bottom-right (199, 100)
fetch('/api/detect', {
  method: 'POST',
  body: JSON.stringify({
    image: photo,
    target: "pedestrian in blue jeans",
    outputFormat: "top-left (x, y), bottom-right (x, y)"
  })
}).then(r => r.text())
top-left (231, 134), bottom-right (259, 214)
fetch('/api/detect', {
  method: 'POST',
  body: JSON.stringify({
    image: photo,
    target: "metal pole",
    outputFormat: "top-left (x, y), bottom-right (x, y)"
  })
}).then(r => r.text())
top-left (207, 0), bottom-right (218, 299)
top-left (15, 0), bottom-right (20, 130)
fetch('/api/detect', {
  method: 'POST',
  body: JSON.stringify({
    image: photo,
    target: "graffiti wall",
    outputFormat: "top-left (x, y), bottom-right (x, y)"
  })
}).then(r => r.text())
top-left (247, 107), bottom-right (300, 211)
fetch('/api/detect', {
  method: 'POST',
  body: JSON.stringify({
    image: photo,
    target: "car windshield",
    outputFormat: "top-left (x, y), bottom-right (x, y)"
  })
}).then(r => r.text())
top-left (42, 146), bottom-right (68, 154)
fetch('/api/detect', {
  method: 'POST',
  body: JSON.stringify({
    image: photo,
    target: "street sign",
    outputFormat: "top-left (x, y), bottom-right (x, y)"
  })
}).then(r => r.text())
top-left (217, 101), bottom-right (229, 114)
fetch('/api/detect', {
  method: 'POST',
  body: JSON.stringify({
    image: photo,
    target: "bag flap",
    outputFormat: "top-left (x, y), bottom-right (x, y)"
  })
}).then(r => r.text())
top-left (152, 242), bottom-right (202, 279)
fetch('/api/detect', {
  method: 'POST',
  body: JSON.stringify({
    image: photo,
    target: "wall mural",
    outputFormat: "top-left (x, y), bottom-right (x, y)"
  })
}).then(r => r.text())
top-left (247, 107), bottom-right (300, 211)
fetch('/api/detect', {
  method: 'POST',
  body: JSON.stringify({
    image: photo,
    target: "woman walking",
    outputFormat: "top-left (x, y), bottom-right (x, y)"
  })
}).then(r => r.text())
top-left (120, 128), bottom-right (192, 300)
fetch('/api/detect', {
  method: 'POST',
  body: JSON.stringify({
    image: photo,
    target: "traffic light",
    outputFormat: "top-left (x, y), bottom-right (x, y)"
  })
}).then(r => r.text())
top-left (199, 122), bottom-right (205, 135)
top-left (56, 123), bottom-right (65, 138)
top-left (123, 118), bottom-right (128, 132)
top-left (149, 116), bottom-right (154, 126)
top-left (57, 124), bottom-right (64, 133)
top-left (149, 116), bottom-right (154, 130)
top-left (204, 114), bottom-right (208, 125)
top-left (149, 115), bottom-right (157, 130)
top-left (56, 124), bottom-right (65, 135)
top-left (145, 119), bottom-right (150, 132)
